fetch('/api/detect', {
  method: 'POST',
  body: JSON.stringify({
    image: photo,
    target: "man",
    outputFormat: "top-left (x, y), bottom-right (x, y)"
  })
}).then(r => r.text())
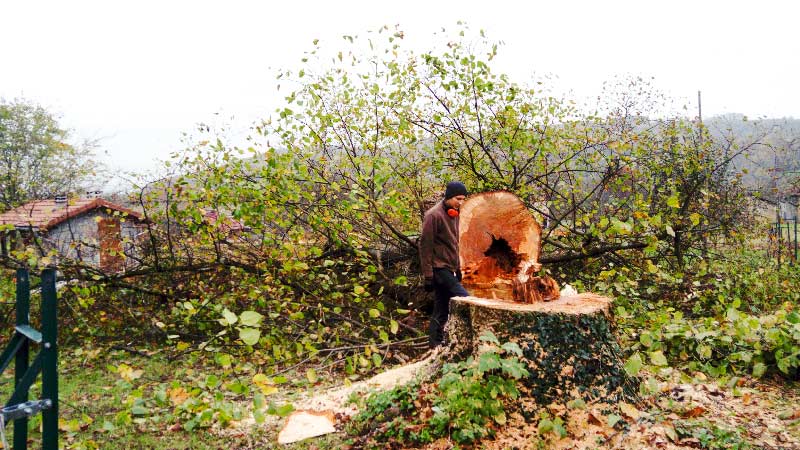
top-left (419, 181), bottom-right (469, 347)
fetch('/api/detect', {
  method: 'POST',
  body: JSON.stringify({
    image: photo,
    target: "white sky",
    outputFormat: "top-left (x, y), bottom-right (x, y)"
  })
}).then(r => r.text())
top-left (2, 0), bottom-right (799, 182)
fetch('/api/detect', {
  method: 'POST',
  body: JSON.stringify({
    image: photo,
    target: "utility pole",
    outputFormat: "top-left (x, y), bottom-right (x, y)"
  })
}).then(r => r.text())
top-left (698, 90), bottom-right (709, 258)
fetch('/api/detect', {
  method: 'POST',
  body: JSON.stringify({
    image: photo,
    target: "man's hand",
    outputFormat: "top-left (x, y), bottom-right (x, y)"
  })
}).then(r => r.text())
top-left (424, 278), bottom-right (435, 292)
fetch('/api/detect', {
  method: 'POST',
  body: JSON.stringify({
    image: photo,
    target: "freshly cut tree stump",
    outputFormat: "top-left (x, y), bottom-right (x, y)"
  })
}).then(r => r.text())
top-left (447, 295), bottom-right (638, 406)
top-left (459, 191), bottom-right (559, 302)
top-left (450, 191), bottom-right (638, 406)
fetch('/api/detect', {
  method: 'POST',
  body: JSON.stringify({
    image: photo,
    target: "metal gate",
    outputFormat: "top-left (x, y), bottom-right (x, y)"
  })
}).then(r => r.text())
top-left (0, 268), bottom-right (58, 450)
top-left (771, 218), bottom-right (799, 266)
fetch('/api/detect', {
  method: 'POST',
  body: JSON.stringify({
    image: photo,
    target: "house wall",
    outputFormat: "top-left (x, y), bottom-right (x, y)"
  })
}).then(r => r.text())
top-left (45, 211), bottom-right (144, 270)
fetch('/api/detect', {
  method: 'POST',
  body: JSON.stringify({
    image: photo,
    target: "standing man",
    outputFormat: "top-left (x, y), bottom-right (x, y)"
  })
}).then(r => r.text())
top-left (419, 181), bottom-right (469, 348)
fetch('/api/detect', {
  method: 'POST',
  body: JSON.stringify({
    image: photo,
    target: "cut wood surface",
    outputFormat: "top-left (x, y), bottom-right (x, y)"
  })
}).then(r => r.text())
top-left (458, 191), bottom-right (559, 302)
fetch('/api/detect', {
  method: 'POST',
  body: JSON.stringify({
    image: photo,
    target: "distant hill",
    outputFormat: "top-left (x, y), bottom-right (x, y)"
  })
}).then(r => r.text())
top-left (704, 114), bottom-right (800, 201)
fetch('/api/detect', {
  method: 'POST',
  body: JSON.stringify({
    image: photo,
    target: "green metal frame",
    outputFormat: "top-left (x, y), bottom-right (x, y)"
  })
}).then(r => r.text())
top-left (0, 268), bottom-right (58, 450)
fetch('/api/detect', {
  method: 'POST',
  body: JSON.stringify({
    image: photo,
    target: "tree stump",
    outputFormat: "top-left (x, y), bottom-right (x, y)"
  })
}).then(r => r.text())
top-left (449, 191), bottom-right (638, 407)
top-left (446, 295), bottom-right (638, 407)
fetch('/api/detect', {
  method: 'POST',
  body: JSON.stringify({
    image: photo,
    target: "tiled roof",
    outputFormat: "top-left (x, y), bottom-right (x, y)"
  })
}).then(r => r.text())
top-left (0, 198), bottom-right (146, 230)
top-left (203, 210), bottom-right (248, 233)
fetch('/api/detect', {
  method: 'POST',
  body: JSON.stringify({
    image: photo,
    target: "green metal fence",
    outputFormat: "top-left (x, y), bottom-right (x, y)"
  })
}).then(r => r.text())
top-left (0, 268), bottom-right (58, 450)
top-left (771, 219), bottom-right (799, 266)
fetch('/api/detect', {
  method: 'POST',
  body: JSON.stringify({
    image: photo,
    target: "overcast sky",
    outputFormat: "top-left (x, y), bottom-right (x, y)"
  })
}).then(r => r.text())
top-left (2, 0), bottom-right (798, 182)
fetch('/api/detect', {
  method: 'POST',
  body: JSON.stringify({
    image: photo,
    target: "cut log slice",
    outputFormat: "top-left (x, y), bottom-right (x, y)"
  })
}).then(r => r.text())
top-left (458, 191), bottom-right (557, 302)
top-left (447, 294), bottom-right (639, 406)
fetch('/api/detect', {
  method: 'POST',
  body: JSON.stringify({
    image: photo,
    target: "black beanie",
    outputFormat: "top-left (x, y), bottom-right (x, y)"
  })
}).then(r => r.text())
top-left (444, 181), bottom-right (468, 199)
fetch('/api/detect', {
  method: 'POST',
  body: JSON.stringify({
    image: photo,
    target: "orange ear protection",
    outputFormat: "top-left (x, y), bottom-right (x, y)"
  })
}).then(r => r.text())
top-left (447, 208), bottom-right (459, 217)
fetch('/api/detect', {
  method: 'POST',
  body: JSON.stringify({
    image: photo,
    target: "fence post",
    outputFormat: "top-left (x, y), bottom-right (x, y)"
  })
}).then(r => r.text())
top-left (13, 269), bottom-right (29, 450)
top-left (40, 269), bottom-right (58, 450)
top-left (778, 215), bottom-right (782, 268)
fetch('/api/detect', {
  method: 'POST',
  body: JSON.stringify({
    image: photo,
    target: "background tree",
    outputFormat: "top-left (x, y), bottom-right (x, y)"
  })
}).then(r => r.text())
top-left (0, 98), bottom-right (100, 211)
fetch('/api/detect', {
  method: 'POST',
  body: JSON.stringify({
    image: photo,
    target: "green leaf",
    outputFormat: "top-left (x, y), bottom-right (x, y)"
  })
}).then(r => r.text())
top-left (239, 327), bottom-right (261, 346)
top-left (567, 398), bottom-right (586, 409)
top-left (221, 309), bottom-right (238, 326)
top-left (650, 350), bottom-right (668, 366)
top-left (624, 353), bottom-right (643, 376)
top-left (253, 410), bottom-right (266, 424)
top-left (306, 368), bottom-right (317, 383)
top-left (478, 353), bottom-right (501, 373)
top-left (667, 193), bottom-right (680, 208)
top-left (239, 311), bottom-right (263, 327)
top-left (478, 330), bottom-right (500, 345)
top-left (689, 212), bottom-right (701, 226)
top-left (205, 374), bottom-right (220, 389)
top-left (607, 414), bottom-right (623, 427)
top-left (553, 417), bottom-right (568, 438)
top-left (268, 402), bottom-right (295, 417)
top-left (537, 418), bottom-right (553, 433)
top-left (501, 341), bottom-right (523, 357)
top-left (216, 353), bottom-right (232, 368)
top-left (254, 393), bottom-right (266, 410)
top-left (368, 308), bottom-right (380, 318)
top-left (390, 320), bottom-right (399, 334)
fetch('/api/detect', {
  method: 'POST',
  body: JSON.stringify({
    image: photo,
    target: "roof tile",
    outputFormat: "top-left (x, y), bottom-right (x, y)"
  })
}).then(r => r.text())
top-left (0, 198), bottom-right (146, 230)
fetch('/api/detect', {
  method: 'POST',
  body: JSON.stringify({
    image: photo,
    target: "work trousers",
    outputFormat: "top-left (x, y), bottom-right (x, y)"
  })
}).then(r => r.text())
top-left (429, 268), bottom-right (468, 347)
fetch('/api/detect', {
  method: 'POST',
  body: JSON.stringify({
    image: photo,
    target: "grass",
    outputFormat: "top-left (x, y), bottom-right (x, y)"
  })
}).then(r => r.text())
top-left (0, 338), bottom-right (796, 449)
top-left (0, 342), bottom-right (295, 449)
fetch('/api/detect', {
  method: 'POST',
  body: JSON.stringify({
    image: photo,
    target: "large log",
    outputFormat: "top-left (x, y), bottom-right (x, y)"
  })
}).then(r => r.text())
top-left (459, 191), bottom-right (558, 302)
top-left (450, 191), bottom-right (638, 407)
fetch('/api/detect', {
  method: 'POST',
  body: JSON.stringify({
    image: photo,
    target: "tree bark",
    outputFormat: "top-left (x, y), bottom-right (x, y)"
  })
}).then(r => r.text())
top-left (447, 295), bottom-right (639, 407)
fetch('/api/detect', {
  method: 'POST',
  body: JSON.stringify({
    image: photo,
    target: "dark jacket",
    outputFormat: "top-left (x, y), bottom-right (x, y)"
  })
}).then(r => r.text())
top-left (419, 200), bottom-right (460, 280)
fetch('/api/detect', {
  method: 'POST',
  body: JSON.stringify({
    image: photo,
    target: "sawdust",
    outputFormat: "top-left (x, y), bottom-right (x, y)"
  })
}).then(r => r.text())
top-left (225, 348), bottom-right (442, 439)
top-left (297, 351), bottom-right (439, 416)
top-left (453, 292), bottom-right (612, 315)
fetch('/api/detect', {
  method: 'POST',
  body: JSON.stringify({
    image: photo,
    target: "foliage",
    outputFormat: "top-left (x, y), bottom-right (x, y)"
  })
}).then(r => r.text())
top-left (349, 331), bottom-right (528, 446)
top-left (627, 303), bottom-right (800, 379)
top-left (68, 24), bottom-right (758, 375)
top-left (0, 269), bottom-right (14, 329)
top-left (614, 244), bottom-right (800, 381)
top-left (0, 98), bottom-right (100, 211)
top-left (674, 419), bottom-right (752, 450)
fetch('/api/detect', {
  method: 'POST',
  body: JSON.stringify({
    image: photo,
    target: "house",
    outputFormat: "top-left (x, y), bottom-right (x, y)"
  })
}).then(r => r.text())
top-left (0, 196), bottom-right (149, 272)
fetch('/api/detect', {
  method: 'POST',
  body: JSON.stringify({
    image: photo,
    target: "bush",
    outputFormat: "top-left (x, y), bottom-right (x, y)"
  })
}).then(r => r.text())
top-left (349, 331), bottom-right (529, 446)
top-left (629, 304), bottom-right (800, 379)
